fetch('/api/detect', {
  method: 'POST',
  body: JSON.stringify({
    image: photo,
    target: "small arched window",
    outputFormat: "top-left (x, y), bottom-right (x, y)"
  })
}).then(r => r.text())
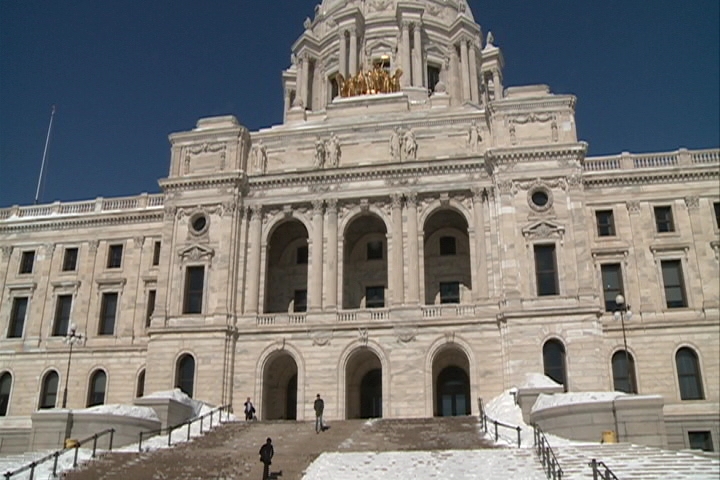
top-left (87, 370), bottom-right (107, 407)
top-left (0, 372), bottom-right (12, 416)
top-left (40, 370), bottom-right (59, 409)
top-left (136, 369), bottom-right (145, 398)
top-left (676, 347), bottom-right (704, 400)
top-left (543, 339), bottom-right (567, 390)
top-left (175, 354), bottom-right (195, 398)
top-left (612, 350), bottom-right (637, 394)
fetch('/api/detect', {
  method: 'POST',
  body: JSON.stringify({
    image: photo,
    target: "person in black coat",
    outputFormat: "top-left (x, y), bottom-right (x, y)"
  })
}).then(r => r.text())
top-left (244, 397), bottom-right (256, 421)
top-left (259, 437), bottom-right (274, 480)
top-left (314, 393), bottom-right (325, 433)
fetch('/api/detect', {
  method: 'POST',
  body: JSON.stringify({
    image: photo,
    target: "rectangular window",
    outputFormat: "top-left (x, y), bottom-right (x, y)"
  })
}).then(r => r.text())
top-left (661, 260), bottom-right (687, 308)
top-left (152, 241), bottom-right (161, 266)
top-left (439, 236), bottom-right (457, 255)
top-left (293, 290), bottom-right (307, 313)
top-left (183, 266), bottom-right (205, 314)
top-left (427, 65), bottom-right (441, 93)
top-left (52, 295), bottom-right (73, 336)
top-left (98, 292), bottom-right (118, 335)
top-left (714, 202), bottom-right (720, 229)
top-left (62, 248), bottom-right (78, 272)
top-left (601, 263), bottom-right (624, 312)
top-left (654, 206), bottom-right (675, 233)
top-left (367, 241), bottom-right (383, 260)
top-left (595, 210), bottom-right (615, 237)
top-left (439, 282), bottom-right (460, 304)
top-left (296, 246), bottom-right (308, 265)
top-left (365, 286), bottom-right (385, 309)
top-left (145, 290), bottom-right (156, 328)
top-left (19, 251), bottom-right (35, 274)
top-left (107, 244), bottom-right (123, 268)
top-left (534, 244), bottom-right (559, 296)
top-left (8, 297), bottom-right (29, 338)
top-left (688, 431), bottom-right (714, 452)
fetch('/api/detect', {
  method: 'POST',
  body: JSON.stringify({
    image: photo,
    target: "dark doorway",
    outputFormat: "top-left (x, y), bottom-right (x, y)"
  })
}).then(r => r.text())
top-left (286, 374), bottom-right (297, 420)
top-left (436, 366), bottom-right (470, 416)
top-left (359, 369), bottom-right (382, 418)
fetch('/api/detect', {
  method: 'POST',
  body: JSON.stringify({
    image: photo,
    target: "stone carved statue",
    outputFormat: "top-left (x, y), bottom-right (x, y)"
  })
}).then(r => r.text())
top-left (486, 31), bottom-right (495, 47)
top-left (314, 137), bottom-right (326, 168)
top-left (389, 128), bottom-right (402, 161)
top-left (326, 132), bottom-right (341, 167)
top-left (466, 120), bottom-right (481, 152)
top-left (251, 140), bottom-right (268, 174)
top-left (403, 129), bottom-right (417, 161)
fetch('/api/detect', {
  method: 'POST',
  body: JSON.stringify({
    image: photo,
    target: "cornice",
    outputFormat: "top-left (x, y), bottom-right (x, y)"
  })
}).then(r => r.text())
top-left (0, 211), bottom-right (163, 233)
top-left (159, 172), bottom-right (246, 193)
top-left (486, 143), bottom-right (588, 163)
top-left (583, 168), bottom-right (718, 189)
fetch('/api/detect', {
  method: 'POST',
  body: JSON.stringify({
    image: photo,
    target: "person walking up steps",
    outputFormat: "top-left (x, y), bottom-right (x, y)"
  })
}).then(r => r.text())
top-left (244, 397), bottom-right (256, 421)
top-left (259, 437), bottom-right (274, 480)
top-left (314, 393), bottom-right (324, 433)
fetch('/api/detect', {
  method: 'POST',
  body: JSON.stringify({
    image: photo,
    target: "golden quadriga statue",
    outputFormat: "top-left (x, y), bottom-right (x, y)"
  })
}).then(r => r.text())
top-left (335, 66), bottom-right (403, 97)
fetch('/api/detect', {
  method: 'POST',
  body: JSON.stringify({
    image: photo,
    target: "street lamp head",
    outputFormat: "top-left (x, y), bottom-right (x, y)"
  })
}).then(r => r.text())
top-left (615, 294), bottom-right (625, 306)
top-left (68, 324), bottom-right (77, 335)
top-left (613, 311), bottom-right (621, 321)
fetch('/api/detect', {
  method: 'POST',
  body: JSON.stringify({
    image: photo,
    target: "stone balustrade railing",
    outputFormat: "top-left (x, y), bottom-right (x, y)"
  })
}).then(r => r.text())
top-left (0, 193), bottom-right (164, 221)
top-left (583, 148), bottom-right (719, 172)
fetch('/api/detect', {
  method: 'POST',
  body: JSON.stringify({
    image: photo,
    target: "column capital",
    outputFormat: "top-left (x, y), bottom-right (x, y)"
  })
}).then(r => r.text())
top-left (312, 199), bottom-right (325, 213)
top-left (390, 193), bottom-right (403, 209)
top-left (250, 204), bottom-right (263, 219)
top-left (401, 20), bottom-right (412, 29)
top-left (326, 198), bottom-right (338, 214)
top-left (405, 192), bottom-right (418, 207)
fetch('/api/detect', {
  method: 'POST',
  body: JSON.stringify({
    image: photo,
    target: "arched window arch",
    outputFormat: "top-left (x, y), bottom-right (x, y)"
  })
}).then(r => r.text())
top-left (676, 347), bottom-right (704, 400)
top-left (612, 350), bottom-right (637, 394)
top-left (87, 370), bottom-right (107, 407)
top-left (40, 370), bottom-right (59, 409)
top-left (543, 339), bottom-right (567, 390)
top-left (175, 354), bottom-right (195, 398)
top-left (136, 369), bottom-right (145, 398)
top-left (0, 372), bottom-right (12, 416)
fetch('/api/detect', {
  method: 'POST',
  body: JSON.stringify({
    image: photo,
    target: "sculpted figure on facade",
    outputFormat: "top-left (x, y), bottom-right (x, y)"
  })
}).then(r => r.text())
top-left (466, 120), bottom-right (481, 152)
top-left (251, 140), bottom-right (268, 174)
top-left (403, 129), bottom-right (417, 161)
top-left (389, 127), bottom-right (402, 161)
top-left (314, 137), bottom-right (326, 168)
top-left (326, 132), bottom-right (341, 167)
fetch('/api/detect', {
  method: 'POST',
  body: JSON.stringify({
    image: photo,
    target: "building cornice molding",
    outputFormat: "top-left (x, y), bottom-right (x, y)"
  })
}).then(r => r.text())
top-left (583, 168), bottom-right (718, 189)
top-left (159, 172), bottom-right (246, 193)
top-left (0, 211), bottom-right (163, 234)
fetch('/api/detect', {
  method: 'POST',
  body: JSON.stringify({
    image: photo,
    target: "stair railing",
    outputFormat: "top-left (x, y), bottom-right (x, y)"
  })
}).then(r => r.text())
top-left (588, 459), bottom-right (620, 480)
top-left (477, 397), bottom-right (523, 447)
top-left (2, 428), bottom-right (115, 480)
top-left (533, 424), bottom-right (564, 480)
top-left (138, 404), bottom-right (232, 452)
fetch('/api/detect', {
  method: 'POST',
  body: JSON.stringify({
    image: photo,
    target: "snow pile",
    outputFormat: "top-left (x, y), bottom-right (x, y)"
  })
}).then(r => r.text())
top-left (533, 391), bottom-right (626, 411)
top-left (145, 388), bottom-right (205, 416)
top-left (519, 373), bottom-right (562, 389)
top-left (79, 404), bottom-right (160, 421)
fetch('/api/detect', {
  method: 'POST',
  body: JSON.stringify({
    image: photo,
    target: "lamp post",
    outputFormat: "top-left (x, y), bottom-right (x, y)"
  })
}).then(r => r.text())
top-left (613, 294), bottom-right (635, 394)
top-left (62, 324), bottom-right (83, 408)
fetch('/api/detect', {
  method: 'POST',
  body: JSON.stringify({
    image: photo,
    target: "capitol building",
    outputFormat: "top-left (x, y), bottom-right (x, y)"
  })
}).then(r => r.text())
top-left (1, 0), bottom-right (718, 453)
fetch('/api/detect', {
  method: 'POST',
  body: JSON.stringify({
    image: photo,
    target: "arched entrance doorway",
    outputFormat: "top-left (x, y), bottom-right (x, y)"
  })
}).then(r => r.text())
top-left (346, 349), bottom-right (382, 419)
top-left (262, 353), bottom-right (298, 420)
top-left (432, 347), bottom-right (471, 416)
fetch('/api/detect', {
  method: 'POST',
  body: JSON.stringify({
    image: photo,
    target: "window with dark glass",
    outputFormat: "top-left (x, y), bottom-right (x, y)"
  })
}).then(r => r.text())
top-left (661, 260), bottom-right (687, 308)
top-left (19, 251), bottom-right (35, 274)
top-left (612, 350), bottom-right (637, 394)
top-left (654, 206), bottom-right (675, 233)
top-left (714, 202), bottom-right (720, 228)
top-left (0, 372), bottom-right (12, 416)
top-left (8, 297), bottom-right (28, 338)
top-left (534, 244), bottom-right (558, 296)
top-left (365, 286), bottom-right (385, 309)
top-left (52, 295), bottom-right (73, 336)
top-left (439, 236), bottom-right (456, 255)
top-left (367, 241), bottom-right (383, 260)
top-left (39, 371), bottom-right (59, 409)
top-left (145, 290), bottom-right (156, 328)
top-left (440, 282), bottom-right (460, 304)
top-left (293, 290), bottom-right (307, 312)
top-left (87, 370), bottom-right (106, 407)
top-left (136, 370), bottom-right (145, 398)
top-left (601, 263), bottom-right (623, 311)
top-left (595, 210), bottom-right (615, 237)
top-left (176, 354), bottom-right (195, 398)
top-left (296, 245), bottom-right (309, 264)
top-left (543, 340), bottom-right (567, 390)
top-left (330, 77), bottom-right (339, 99)
top-left (427, 64), bottom-right (441, 93)
top-left (183, 266), bottom-right (205, 314)
top-left (62, 247), bottom-right (78, 271)
top-left (98, 293), bottom-right (118, 335)
top-left (152, 241), bottom-right (161, 266)
top-left (107, 244), bottom-right (123, 268)
top-left (688, 431), bottom-right (714, 452)
top-left (676, 347), bottom-right (704, 400)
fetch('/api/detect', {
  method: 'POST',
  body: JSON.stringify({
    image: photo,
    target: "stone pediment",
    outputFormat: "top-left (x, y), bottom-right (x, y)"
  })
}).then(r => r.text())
top-left (177, 244), bottom-right (215, 263)
top-left (522, 220), bottom-right (565, 243)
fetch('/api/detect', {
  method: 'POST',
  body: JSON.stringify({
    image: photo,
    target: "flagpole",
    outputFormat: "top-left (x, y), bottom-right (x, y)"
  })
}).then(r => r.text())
top-left (34, 105), bottom-right (56, 205)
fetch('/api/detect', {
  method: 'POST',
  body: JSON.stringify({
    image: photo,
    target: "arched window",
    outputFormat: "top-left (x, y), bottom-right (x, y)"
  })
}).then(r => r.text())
top-left (136, 369), bottom-right (145, 398)
top-left (612, 350), bottom-right (637, 394)
top-left (0, 372), bottom-right (12, 416)
top-left (175, 354), bottom-right (195, 398)
top-left (40, 371), bottom-right (59, 409)
top-left (87, 370), bottom-right (107, 407)
top-left (676, 348), bottom-right (704, 400)
top-left (543, 339), bottom-right (567, 390)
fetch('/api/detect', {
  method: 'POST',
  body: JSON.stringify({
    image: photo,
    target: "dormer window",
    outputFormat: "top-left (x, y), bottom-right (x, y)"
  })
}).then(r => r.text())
top-left (374, 56), bottom-right (390, 72)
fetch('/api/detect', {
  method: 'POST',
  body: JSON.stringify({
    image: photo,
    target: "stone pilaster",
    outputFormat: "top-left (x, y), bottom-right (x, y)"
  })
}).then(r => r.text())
top-left (324, 200), bottom-right (339, 309)
top-left (391, 194), bottom-right (404, 305)
top-left (459, 38), bottom-right (471, 101)
top-left (405, 193), bottom-right (420, 304)
top-left (472, 188), bottom-right (488, 300)
top-left (412, 23), bottom-right (423, 87)
top-left (245, 205), bottom-right (263, 314)
top-left (401, 21), bottom-right (412, 87)
top-left (310, 200), bottom-right (324, 311)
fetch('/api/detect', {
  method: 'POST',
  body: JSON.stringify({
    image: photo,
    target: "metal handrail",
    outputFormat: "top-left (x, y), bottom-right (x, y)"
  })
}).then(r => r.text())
top-left (533, 424), bottom-right (564, 480)
top-left (2, 428), bottom-right (115, 480)
top-left (589, 459), bottom-right (620, 480)
top-left (477, 398), bottom-right (523, 448)
top-left (138, 404), bottom-right (232, 452)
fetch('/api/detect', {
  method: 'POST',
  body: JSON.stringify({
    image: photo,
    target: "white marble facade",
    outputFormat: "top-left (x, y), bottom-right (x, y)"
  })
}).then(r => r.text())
top-left (0, 0), bottom-right (718, 452)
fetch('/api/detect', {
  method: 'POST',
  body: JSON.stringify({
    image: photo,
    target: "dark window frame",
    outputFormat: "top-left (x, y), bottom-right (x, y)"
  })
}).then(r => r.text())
top-left (654, 206), bottom-right (675, 233)
top-left (296, 245), bottom-right (309, 265)
top-left (714, 202), bottom-right (720, 229)
top-left (543, 339), bottom-right (567, 390)
top-left (439, 236), bottom-right (457, 256)
top-left (611, 350), bottom-right (637, 394)
top-left (293, 289), bottom-right (307, 312)
top-left (601, 263), bottom-right (624, 312)
top-left (87, 370), bottom-right (107, 407)
top-left (676, 347), bottom-right (704, 400)
top-left (19, 251), bottom-right (35, 274)
top-left (688, 431), bottom-right (714, 452)
top-left (534, 244), bottom-right (559, 296)
top-left (439, 281), bottom-right (460, 304)
top-left (367, 240), bottom-right (383, 260)
top-left (8, 297), bottom-right (28, 338)
top-left (0, 372), bottom-right (12, 416)
top-left (176, 354), bottom-right (195, 398)
top-left (595, 210), bottom-right (616, 237)
top-left (145, 290), bottom-right (156, 328)
top-left (52, 295), bottom-right (73, 336)
top-left (62, 247), bottom-right (79, 272)
top-left (106, 244), bottom-right (123, 269)
top-left (136, 369), bottom-right (145, 398)
top-left (39, 371), bottom-right (59, 409)
top-left (152, 241), bottom-right (161, 267)
top-left (365, 286), bottom-right (385, 309)
top-left (98, 292), bottom-right (118, 335)
top-left (661, 259), bottom-right (687, 308)
top-left (183, 266), bottom-right (205, 314)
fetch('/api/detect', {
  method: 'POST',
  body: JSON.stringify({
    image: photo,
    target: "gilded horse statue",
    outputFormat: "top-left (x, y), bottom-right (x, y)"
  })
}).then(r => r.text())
top-left (335, 66), bottom-right (403, 97)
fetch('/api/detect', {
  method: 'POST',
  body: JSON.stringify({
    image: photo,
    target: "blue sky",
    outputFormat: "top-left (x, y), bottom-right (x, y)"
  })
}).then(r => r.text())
top-left (1, 0), bottom-right (718, 208)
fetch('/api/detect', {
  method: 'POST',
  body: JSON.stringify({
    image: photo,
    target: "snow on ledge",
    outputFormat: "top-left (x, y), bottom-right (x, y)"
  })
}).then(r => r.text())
top-left (77, 404), bottom-right (160, 421)
top-left (532, 391), bottom-right (626, 411)
top-left (519, 373), bottom-right (562, 389)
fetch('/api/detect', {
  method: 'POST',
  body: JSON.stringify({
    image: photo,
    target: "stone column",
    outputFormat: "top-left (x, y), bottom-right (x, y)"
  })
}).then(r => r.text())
top-left (412, 23), bottom-right (423, 87)
top-left (390, 194), bottom-right (405, 305)
top-left (459, 38), bottom-right (471, 101)
top-left (339, 30), bottom-right (347, 77)
top-left (246, 205), bottom-right (263, 314)
top-left (472, 188), bottom-right (488, 300)
top-left (310, 200), bottom-right (324, 311)
top-left (493, 69), bottom-right (503, 100)
top-left (405, 193), bottom-right (420, 304)
top-left (325, 200), bottom-right (339, 309)
top-left (349, 27), bottom-right (358, 75)
top-left (293, 57), bottom-right (304, 108)
top-left (301, 54), bottom-right (310, 108)
top-left (468, 40), bottom-right (479, 103)
top-left (401, 21), bottom-right (412, 87)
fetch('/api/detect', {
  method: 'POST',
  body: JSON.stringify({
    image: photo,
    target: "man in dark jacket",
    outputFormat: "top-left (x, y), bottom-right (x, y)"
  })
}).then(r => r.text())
top-left (314, 393), bottom-right (324, 433)
top-left (259, 437), bottom-right (274, 480)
